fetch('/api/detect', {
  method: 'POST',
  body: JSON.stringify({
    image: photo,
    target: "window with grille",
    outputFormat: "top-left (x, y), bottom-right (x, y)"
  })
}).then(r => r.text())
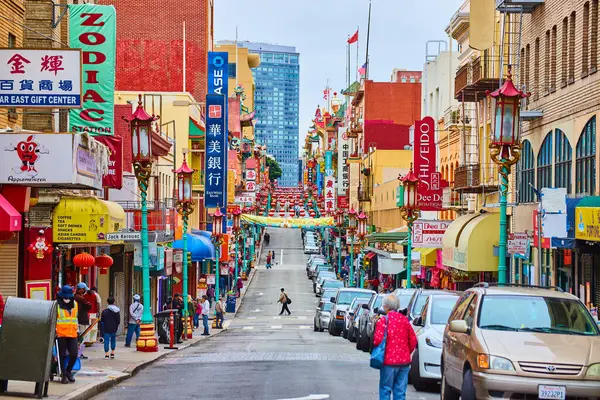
top-left (554, 129), bottom-right (572, 193)
top-left (545, 30), bottom-right (550, 93)
top-left (569, 12), bottom-right (576, 83)
top-left (525, 44), bottom-right (531, 97)
top-left (583, 2), bottom-right (590, 76)
top-left (551, 25), bottom-right (557, 90)
top-left (576, 116), bottom-right (597, 195)
top-left (534, 38), bottom-right (540, 100)
top-left (537, 133), bottom-right (552, 190)
top-left (518, 139), bottom-right (535, 203)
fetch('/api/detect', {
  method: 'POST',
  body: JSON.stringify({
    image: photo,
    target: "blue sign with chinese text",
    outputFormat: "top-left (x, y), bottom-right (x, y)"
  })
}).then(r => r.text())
top-left (204, 94), bottom-right (227, 208)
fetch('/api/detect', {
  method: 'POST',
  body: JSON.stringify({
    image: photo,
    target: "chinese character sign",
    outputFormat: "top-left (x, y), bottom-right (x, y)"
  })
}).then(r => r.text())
top-left (69, 5), bottom-right (116, 135)
top-left (0, 49), bottom-right (82, 108)
top-left (324, 177), bottom-right (336, 212)
top-left (411, 220), bottom-right (451, 248)
top-left (204, 94), bottom-right (227, 208)
top-left (337, 128), bottom-right (350, 195)
top-left (414, 116), bottom-right (443, 211)
top-left (246, 169), bottom-right (257, 181)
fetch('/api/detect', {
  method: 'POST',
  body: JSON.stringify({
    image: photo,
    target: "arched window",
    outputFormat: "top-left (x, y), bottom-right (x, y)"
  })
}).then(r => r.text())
top-left (554, 129), bottom-right (572, 193)
top-left (518, 139), bottom-right (535, 203)
top-left (537, 133), bottom-right (553, 190)
top-left (576, 116), bottom-right (596, 195)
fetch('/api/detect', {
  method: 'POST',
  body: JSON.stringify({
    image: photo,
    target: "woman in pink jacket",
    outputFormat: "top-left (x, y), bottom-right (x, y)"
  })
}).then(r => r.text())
top-left (373, 294), bottom-right (417, 400)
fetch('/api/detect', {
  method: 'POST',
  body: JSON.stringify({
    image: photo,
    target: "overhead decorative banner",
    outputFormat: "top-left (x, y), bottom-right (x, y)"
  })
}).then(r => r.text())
top-left (204, 94), bottom-right (227, 208)
top-left (414, 116), bottom-right (444, 211)
top-left (241, 214), bottom-right (334, 228)
top-left (68, 4), bottom-right (116, 135)
top-left (337, 128), bottom-right (350, 195)
top-left (411, 220), bottom-right (451, 248)
top-left (0, 49), bottom-right (82, 108)
top-left (94, 135), bottom-right (122, 189)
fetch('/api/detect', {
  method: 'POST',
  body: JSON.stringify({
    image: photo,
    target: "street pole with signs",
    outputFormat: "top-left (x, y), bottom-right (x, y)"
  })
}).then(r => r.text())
top-left (398, 166), bottom-right (420, 289)
top-left (347, 208), bottom-right (357, 287)
top-left (211, 209), bottom-right (224, 302)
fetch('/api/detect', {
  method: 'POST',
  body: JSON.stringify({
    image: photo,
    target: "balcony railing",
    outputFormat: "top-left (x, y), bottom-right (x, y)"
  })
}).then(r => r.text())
top-left (442, 187), bottom-right (467, 209)
top-left (443, 105), bottom-right (474, 130)
top-left (454, 63), bottom-right (471, 98)
top-left (453, 163), bottom-right (500, 193)
top-left (116, 200), bottom-right (175, 234)
top-left (455, 54), bottom-right (501, 102)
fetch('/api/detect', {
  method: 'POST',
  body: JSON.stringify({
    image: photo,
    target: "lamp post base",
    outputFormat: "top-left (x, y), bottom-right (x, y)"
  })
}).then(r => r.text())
top-left (183, 316), bottom-right (193, 339)
top-left (136, 323), bottom-right (159, 352)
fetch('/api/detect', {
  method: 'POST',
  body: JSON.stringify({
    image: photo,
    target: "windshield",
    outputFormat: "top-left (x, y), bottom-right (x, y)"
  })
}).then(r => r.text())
top-left (324, 280), bottom-right (344, 288)
top-left (479, 295), bottom-right (600, 336)
top-left (431, 296), bottom-right (459, 325)
top-left (373, 295), bottom-right (384, 310)
top-left (322, 303), bottom-right (333, 312)
top-left (399, 294), bottom-right (413, 309)
top-left (412, 294), bottom-right (429, 317)
top-left (337, 291), bottom-right (373, 305)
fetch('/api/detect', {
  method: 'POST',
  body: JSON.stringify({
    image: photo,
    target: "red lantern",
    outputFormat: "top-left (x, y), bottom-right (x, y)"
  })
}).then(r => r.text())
top-left (95, 254), bottom-right (114, 275)
top-left (73, 252), bottom-right (95, 275)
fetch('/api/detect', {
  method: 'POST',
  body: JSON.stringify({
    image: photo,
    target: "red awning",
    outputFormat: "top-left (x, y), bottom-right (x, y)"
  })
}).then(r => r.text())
top-left (0, 194), bottom-right (21, 231)
top-left (365, 252), bottom-right (376, 260)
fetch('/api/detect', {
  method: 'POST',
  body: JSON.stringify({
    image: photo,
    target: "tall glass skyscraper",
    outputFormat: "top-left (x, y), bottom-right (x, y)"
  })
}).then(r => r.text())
top-left (236, 42), bottom-right (300, 187)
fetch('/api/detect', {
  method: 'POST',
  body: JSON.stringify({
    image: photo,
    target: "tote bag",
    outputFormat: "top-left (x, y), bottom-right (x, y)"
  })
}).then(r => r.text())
top-left (370, 316), bottom-right (387, 369)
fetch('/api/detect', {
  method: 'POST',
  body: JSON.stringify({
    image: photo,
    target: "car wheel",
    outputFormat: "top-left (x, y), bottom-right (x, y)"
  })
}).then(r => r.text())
top-left (356, 331), bottom-right (362, 350)
top-left (328, 321), bottom-right (335, 336)
top-left (361, 331), bottom-right (370, 352)
top-left (349, 327), bottom-right (356, 342)
top-left (461, 368), bottom-right (476, 400)
top-left (410, 350), bottom-right (428, 391)
top-left (440, 372), bottom-right (459, 400)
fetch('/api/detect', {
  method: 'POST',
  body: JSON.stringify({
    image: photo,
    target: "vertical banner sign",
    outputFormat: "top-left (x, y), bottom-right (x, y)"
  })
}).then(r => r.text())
top-left (325, 150), bottom-right (333, 174)
top-left (204, 94), bottom-right (227, 208)
top-left (208, 52), bottom-right (229, 232)
top-left (337, 128), bottom-right (350, 195)
top-left (414, 116), bottom-right (443, 211)
top-left (324, 177), bottom-right (336, 212)
top-left (94, 136), bottom-right (123, 189)
top-left (68, 5), bottom-right (116, 135)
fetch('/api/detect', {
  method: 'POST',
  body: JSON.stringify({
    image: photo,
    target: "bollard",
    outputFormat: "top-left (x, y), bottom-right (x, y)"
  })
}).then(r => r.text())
top-left (164, 311), bottom-right (178, 350)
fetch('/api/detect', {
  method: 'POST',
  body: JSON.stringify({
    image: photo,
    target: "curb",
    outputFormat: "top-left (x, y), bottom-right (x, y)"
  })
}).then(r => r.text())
top-left (58, 237), bottom-right (265, 400)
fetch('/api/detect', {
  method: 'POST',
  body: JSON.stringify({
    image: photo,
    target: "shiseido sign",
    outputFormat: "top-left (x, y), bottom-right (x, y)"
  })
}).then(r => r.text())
top-left (414, 117), bottom-right (445, 211)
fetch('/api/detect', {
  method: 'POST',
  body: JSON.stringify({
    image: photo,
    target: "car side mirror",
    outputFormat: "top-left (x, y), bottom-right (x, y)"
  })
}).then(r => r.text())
top-left (449, 320), bottom-right (470, 334)
top-left (413, 316), bottom-right (423, 327)
top-left (362, 303), bottom-right (369, 309)
top-left (373, 307), bottom-right (379, 314)
top-left (330, 297), bottom-right (336, 303)
top-left (400, 308), bottom-right (408, 316)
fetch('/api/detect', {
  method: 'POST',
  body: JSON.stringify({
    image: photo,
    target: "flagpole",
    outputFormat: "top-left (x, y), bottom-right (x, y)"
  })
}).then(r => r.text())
top-left (365, 0), bottom-right (372, 79)
top-left (356, 26), bottom-right (360, 81)
top-left (347, 38), bottom-right (350, 89)
top-left (235, 26), bottom-right (239, 88)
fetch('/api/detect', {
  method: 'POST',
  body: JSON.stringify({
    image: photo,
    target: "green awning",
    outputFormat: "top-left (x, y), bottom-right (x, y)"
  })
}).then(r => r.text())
top-left (366, 231), bottom-right (408, 243)
top-left (577, 196), bottom-right (600, 207)
top-left (189, 118), bottom-right (205, 139)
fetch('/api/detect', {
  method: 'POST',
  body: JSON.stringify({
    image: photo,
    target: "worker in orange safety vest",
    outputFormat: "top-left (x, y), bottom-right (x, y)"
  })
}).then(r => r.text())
top-left (56, 285), bottom-right (79, 384)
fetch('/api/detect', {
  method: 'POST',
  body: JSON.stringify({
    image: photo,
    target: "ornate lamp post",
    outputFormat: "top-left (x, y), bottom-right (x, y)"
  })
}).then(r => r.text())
top-left (357, 211), bottom-right (368, 288)
top-left (231, 208), bottom-right (242, 284)
top-left (211, 209), bottom-right (225, 302)
top-left (335, 210), bottom-right (345, 276)
top-left (399, 165), bottom-right (420, 289)
top-left (124, 95), bottom-right (158, 352)
top-left (487, 66), bottom-right (529, 284)
top-left (347, 208), bottom-right (357, 287)
top-left (174, 155), bottom-right (195, 339)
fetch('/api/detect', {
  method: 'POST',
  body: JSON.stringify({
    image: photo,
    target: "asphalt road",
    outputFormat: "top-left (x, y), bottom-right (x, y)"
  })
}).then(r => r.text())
top-left (94, 228), bottom-right (438, 400)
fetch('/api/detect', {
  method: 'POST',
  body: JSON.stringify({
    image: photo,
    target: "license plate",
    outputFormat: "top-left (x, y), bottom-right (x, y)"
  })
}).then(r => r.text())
top-left (538, 385), bottom-right (566, 400)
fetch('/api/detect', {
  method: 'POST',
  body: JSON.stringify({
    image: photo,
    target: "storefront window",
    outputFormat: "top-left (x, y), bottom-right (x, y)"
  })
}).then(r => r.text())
top-left (576, 116), bottom-right (596, 195)
top-left (517, 139), bottom-right (535, 203)
top-left (537, 132), bottom-right (553, 190)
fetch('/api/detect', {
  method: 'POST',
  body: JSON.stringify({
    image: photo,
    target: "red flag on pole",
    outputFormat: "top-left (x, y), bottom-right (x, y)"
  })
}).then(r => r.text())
top-left (347, 30), bottom-right (359, 44)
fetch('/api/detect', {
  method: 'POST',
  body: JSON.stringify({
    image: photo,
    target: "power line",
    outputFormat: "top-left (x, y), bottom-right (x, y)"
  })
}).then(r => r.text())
top-left (0, 15), bottom-right (69, 47)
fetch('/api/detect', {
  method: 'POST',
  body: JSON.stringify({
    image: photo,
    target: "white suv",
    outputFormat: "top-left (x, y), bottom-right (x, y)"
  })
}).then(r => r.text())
top-left (328, 288), bottom-right (375, 336)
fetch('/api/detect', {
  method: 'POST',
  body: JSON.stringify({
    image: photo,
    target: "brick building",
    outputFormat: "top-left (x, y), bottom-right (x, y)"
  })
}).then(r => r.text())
top-left (97, 0), bottom-right (214, 102)
top-left (0, 0), bottom-right (24, 129)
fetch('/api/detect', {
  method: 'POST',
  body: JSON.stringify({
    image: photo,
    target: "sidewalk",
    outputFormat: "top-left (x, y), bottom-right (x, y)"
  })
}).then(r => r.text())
top-left (1, 267), bottom-right (258, 400)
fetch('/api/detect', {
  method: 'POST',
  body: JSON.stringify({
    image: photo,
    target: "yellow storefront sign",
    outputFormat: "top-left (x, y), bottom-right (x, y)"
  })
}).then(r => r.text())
top-left (575, 207), bottom-right (600, 241)
top-left (53, 198), bottom-right (126, 243)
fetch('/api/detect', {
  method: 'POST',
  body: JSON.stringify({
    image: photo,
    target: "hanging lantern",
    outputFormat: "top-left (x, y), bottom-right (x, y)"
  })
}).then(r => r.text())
top-left (124, 94), bottom-right (157, 163)
top-left (269, 209), bottom-right (275, 217)
top-left (357, 211), bottom-right (368, 238)
top-left (336, 210), bottom-right (345, 227)
top-left (400, 166), bottom-right (420, 211)
top-left (212, 208), bottom-right (224, 237)
top-left (95, 253), bottom-right (114, 275)
top-left (174, 155), bottom-right (195, 204)
top-left (231, 208), bottom-right (242, 232)
top-left (300, 209), bottom-right (306, 217)
top-left (73, 252), bottom-right (95, 275)
top-left (348, 208), bottom-right (357, 229)
top-left (279, 209), bottom-right (286, 217)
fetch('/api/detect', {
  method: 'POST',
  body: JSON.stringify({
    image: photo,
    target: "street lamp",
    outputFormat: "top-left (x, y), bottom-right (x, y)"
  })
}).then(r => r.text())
top-left (231, 208), bottom-right (242, 285)
top-left (487, 65), bottom-right (529, 284)
top-left (347, 208), bottom-right (357, 287)
top-left (399, 165), bottom-right (420, 289)
top-left (174, 154), bottom-right (195, 339)
top-left (335, 210), bottom-right (345, 276)
top-left (124, 94), bottom-right (158, 352)
top-left (211, 208), bottom-right (225, 302)
top-left (357, 211), bottom-right (368, 288)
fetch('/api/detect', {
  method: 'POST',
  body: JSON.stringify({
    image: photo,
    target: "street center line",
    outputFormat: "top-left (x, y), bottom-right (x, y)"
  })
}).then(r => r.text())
top-left (271, 325), bottom-right (282, 329)
top-left (280, 249), bottom-right (284, 265)
top-left (242, 326), bottom-right (254, 330)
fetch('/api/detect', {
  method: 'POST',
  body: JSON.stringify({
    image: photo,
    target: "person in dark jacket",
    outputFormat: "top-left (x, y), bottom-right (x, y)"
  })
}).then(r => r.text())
top-left (74, 282), bottom-right (91, 359)
top-left (172, 294), bottom-right (184, 343)
top-left (100, 296), bottom-right (120, 359)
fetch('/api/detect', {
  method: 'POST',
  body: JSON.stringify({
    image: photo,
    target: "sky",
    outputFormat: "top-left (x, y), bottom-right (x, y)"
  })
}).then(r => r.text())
top-left (214, 0), bottom-right (464, 150)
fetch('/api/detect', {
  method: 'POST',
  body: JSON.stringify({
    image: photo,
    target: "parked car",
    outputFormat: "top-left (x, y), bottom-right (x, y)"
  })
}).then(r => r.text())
top-left (304, 243), bottom-right (320, 254)
top-left (307, 258), bottom-right (327, 278)
top-left (314, 273), bottom-right (337, 294)
top-left (393, 287), bottom-right (418, 310)
top-left (410, 293), bottom-right (460, 391)
top-left (404, 289), bottom-right (452, 323)
top-left (356, 293), bottom-right (386, 352)
top-left (318, 278), bottom-right (344, 297)
top-left (319, 288), bottom-right (339, 308)
top-left (441, 283), bottom-right (600, 400)
top-left (313, 302), bottom-right (333, 332)
top-left (306, 255), bottom-right (326, 272)
top-left (347, 299), bottom-right (369, 342)
top-left (310, 264), bottom-right (333, 280)
top-left (328, 288), bottom-right (376, 336)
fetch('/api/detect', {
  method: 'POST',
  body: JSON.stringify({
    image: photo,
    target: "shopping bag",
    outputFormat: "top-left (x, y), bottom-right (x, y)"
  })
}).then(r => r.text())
top-left (370, 316), bottom-right (388, 369)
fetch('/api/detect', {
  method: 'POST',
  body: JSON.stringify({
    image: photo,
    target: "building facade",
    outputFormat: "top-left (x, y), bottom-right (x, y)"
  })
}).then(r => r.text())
top-left (236, 42), bottom-right (300, 187)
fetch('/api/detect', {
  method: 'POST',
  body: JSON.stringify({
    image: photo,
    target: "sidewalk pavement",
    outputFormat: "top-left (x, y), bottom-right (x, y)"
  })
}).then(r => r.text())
top-left (1, 267), bottom-right (258, 400)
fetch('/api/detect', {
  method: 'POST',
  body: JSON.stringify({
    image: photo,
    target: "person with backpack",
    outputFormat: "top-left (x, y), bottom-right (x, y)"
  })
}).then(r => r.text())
top-left (100, 296), bottom-right (120, 359)
top-left (125, 294), bottom-right (143, 348)
top-left (277, 288), bottom-right (291, 315)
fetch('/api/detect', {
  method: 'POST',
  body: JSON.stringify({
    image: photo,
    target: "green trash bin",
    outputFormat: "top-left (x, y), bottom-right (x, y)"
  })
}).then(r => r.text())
top-left (0, 297), bottom-right (57, 398)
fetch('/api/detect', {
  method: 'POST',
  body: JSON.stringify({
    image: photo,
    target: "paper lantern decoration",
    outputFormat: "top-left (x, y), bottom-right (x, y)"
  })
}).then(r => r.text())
top-left (95, 253), bottom-right (114, 275)
top-left (73, 252), bottom-right (95, 274)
